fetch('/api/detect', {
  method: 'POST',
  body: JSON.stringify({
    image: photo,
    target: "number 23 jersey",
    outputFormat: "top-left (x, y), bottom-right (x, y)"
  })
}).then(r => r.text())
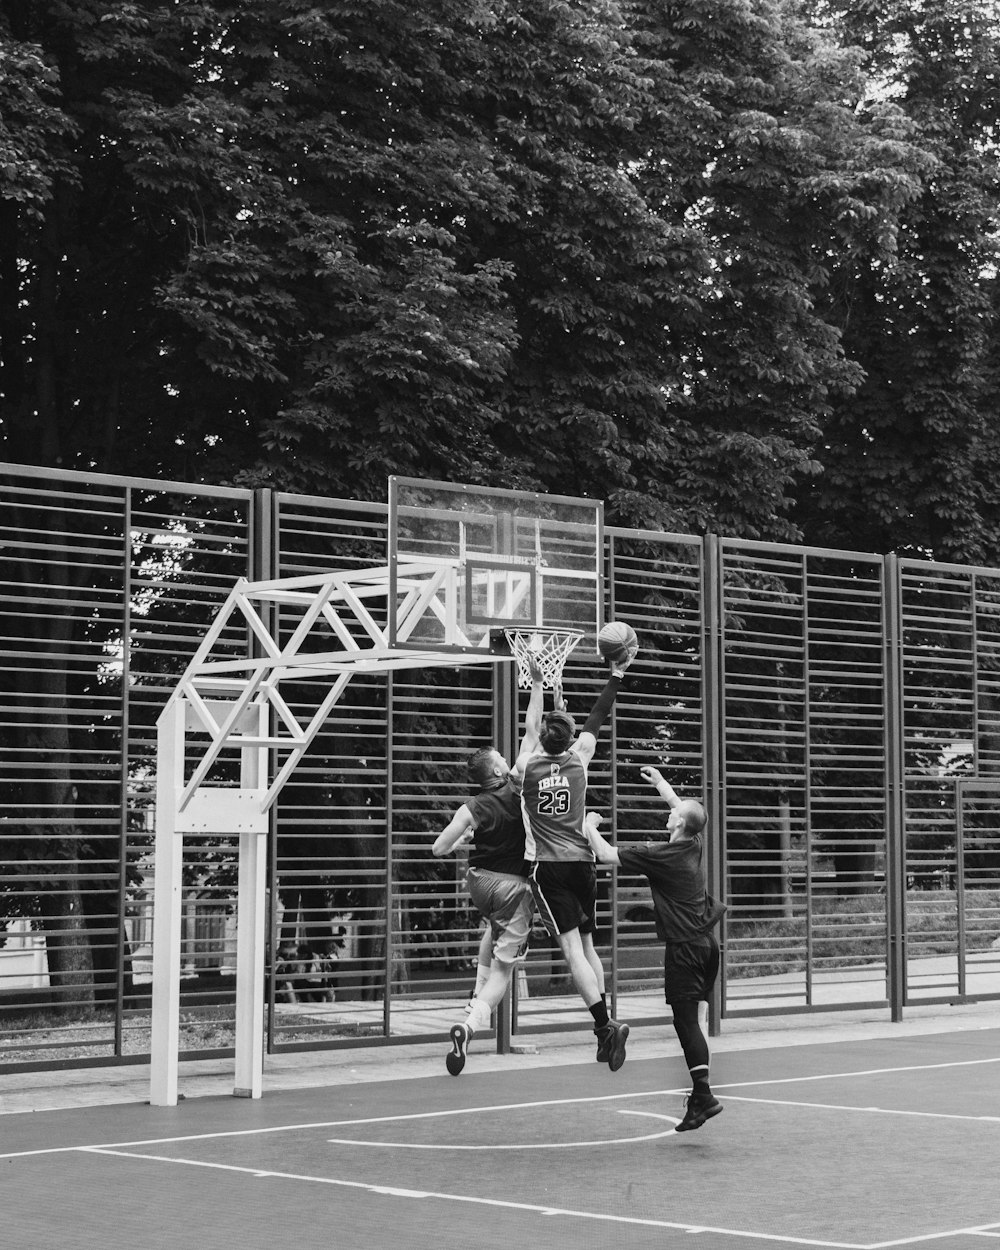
top-left (520, 748), bottom-right (593, 862)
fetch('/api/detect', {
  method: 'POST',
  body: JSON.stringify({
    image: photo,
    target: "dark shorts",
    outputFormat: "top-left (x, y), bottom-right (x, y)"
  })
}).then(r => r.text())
top-left (529, 860), bottom-right (597, 938)
top-left (663, 933), bottom-right (720, 1003)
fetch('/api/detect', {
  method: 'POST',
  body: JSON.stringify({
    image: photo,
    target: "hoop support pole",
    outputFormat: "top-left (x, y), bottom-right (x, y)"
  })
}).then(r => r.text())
top-left (150, 702), bottom-right (184, 1106)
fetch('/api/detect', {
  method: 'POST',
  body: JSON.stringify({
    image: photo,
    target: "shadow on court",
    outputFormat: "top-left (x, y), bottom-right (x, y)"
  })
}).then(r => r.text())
top-left (3, 1027), bottom-right (998, 1250)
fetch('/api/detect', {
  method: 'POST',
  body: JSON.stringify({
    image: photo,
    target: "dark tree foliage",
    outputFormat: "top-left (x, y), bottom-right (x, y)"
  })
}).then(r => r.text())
top-left (0, 0), bottom-right (950, 543)
top-left (622, 0), bottom-right (933, 539)
top-left (797, 0), bottom-right (1000, 561)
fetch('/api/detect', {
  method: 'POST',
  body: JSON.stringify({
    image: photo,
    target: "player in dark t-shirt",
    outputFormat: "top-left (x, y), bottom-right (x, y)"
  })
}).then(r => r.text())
top-left (586, 765), bottom-right (727, 1132)
top-left (431, 666), bottom-right (544, 1075)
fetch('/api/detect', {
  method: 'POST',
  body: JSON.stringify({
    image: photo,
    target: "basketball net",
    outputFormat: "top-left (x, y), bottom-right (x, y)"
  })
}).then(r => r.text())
top-left (504, 628), bottom-right (583, 690)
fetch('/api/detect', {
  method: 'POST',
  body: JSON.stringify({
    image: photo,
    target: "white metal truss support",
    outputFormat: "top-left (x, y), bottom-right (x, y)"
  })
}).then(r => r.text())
top-left (151, 698), bottom-right (271, 1106)
top-left (151, 560), bottom-right (518, 1108)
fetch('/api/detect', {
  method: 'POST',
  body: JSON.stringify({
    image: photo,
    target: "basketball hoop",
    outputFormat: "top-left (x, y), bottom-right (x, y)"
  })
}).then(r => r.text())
top-left (504, 628), bottom-right (583, 690)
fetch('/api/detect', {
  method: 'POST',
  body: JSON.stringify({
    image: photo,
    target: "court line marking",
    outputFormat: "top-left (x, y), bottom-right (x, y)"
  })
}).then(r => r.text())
top-left (0, 1089), bottom-right (669, 1159)
top-left (76, 1145), bottom-right (1000, 1249)
top-left (712, 1055), bottom-right (1000, 1092)
top-left (326, 1108), bottom-right (680, 1149)
top-left (75, 1146), bottom-right (871, 1248)
top-left (867, 1226), bottom-right (1000, 1249)
top-left (2, 1053), bottom-right (998, 1161)
top-left (720, 1095), bottom-right (1000, 1123)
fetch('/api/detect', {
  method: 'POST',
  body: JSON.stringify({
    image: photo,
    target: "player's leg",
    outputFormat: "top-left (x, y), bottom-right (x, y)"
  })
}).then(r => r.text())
top-left (568, 861), bottom-right (605, 1001)
top-left (465, 907), bottom-right (529, 1031)
top-left (580, 929), bottom-right (629, 1069)
top-left (531, 862), bottom-right (625, 1068)
top-left (580, 928), bottom-right (606, 996)
top-left (554, 925), bottom-right (602, 1003)
top-left (671, 998), bottom-right (712, 1090)
top-left (448, 873), bottom-right (531, 1075)
top-left (578, 862), bottom-right (628, 1069)
top-left (467, 926), bottom-right (493, 1010)
top-left (554, 927), bottom-right (629, 1071)
top-left (668, 936), bottom-right (723, 1130)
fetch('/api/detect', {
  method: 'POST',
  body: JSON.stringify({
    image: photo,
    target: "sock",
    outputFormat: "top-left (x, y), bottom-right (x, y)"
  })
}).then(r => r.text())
top-left (467, 998), bottom-right (492, 1033)
top-left (589, 1001), bottom-right (610, 1031)
top-left (690, 1064), bottom-right (711, 1095)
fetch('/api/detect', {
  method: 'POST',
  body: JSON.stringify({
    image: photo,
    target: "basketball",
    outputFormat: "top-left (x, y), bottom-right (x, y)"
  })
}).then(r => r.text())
top-left (598, 621), bottom-right (638, 661)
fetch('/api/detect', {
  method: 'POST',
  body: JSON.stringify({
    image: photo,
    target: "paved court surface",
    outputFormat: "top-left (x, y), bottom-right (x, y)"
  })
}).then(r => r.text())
top-left (2, 1000), bottom-right (999, 1249)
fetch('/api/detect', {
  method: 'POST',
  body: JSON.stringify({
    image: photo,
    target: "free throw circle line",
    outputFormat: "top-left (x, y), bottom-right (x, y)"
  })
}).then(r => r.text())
top-left (326, 1109), bottom-right (679, 1150)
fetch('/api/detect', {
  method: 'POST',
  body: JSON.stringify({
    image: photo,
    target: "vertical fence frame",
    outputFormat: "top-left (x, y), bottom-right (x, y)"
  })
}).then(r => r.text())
top-left (884, 554), bottom-right (907, 1020)
top-left (702, 534), bottom-right (724, 1036)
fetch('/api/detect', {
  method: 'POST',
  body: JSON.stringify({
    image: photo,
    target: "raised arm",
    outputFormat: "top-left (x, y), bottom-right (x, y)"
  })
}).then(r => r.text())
top-left (584, 812), bottom-right (621, 866)
top-left (432, 805), bottom-right (475, 858)
top-left (574, 645), bottom-right (638, 765)
top-left (521, 659), bottom-right (545, 754)
top-left (512, 657), bottom-right (545, 777)
top-left (640, 765), bottom-right (681, 809)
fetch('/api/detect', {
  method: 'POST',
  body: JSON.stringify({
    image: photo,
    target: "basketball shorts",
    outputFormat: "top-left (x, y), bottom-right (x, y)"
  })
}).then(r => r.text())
top-left (529, 860), bottom-right (598, 938)
top-left (466, 867), bottom-right (533, 963)
top-left (662, 933), bottom-right (720, 1003)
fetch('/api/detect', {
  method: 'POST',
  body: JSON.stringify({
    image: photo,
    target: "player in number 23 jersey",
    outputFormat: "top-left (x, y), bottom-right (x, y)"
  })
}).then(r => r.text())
top-left (520, 750), bottom-right (590, 862)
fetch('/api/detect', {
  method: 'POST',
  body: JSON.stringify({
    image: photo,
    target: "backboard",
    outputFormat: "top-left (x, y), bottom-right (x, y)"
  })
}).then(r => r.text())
top-left (388, 477), bottom-right (603, 655)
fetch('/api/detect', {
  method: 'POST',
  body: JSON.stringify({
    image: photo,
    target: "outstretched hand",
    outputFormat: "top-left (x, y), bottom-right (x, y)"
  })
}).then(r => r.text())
top-left (553, 680), bottom-right (567, 713)
top-left (612, 643), bottom-right (639, 676)
top-left (528, 655), bottom-right (544, 684)
top-left (640, 765), bottom-right (664, 787)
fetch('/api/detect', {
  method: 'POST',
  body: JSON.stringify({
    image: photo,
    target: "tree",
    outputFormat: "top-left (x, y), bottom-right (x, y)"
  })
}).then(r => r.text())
top-left (621, 0), bottom-right (931, 539)
top-left (797, 0), bottom-right (1000, 561)
top-left (2, 0), bottom-right (934, 541)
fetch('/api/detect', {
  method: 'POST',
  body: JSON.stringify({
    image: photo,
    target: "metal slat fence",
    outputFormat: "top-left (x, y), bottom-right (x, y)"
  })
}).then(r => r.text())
top-left (898, 560), bottom-right (1000, 1003)
top-left (0, 466), bottom-right (253, 1067)
top-left (717, 542), bottom-right (890, 1016)
top-left (2, 463), bottom-right (999, 1074)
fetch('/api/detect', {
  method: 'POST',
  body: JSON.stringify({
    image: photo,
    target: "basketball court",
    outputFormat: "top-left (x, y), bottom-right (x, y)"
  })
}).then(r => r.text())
top-left (3, 1009), bottom-right (998, 1249)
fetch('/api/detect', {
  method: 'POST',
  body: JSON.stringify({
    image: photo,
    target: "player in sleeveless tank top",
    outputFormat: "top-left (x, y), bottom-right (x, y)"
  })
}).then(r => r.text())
top-left (512, 640), bottom-right (637, 1070)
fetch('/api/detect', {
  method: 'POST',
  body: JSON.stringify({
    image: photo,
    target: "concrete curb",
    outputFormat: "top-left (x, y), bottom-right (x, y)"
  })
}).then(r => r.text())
top-left (2, 997), bottom-right (998, 1117)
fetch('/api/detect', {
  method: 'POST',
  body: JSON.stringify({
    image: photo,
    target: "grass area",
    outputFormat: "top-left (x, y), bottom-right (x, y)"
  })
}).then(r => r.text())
top-left (725, 889), bottom-right (1000, 978)
top-left (0, 1005), bottom-right (381, 1063)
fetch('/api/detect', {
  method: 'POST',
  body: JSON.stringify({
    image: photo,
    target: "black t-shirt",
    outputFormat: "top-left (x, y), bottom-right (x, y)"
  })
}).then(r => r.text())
top-left (618, 833), bottom-right (726, 943)
top-left (466, 777), bottom-right (527, 877)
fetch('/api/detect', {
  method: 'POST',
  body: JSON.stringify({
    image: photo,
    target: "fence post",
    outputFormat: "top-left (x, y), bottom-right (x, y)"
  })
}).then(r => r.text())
top-left (494, 658), bottom-right (517, 1054)
top-left (252, 489), bottom-right (278, 1056)
top-left (884, 554), bottom-right (907, 1021)
top-left (703, 534), bottom-right (725, 1037)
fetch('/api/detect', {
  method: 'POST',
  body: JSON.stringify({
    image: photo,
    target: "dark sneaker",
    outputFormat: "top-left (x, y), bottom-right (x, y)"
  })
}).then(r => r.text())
top-left (595, 1019), bottom-right (629, 1071)
top-left (446, 1023), bottom-right (471, 1076)
top-left (675, 1093), bottom-right (723, 1132)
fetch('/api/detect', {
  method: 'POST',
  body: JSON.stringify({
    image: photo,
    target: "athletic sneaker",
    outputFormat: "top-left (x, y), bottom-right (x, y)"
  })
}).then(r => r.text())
top-left (675, 1092), bottom-right (723, 1132)
top-left (446, 1022), bottom-right (471, 1076)
top-left (595, 1019), bottom-right (629, 1071)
